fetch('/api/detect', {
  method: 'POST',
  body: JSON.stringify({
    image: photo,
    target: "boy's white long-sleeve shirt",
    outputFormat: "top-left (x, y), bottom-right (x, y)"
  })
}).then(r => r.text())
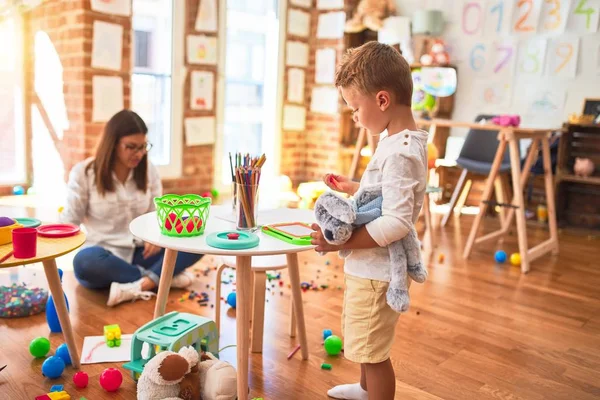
top-left (344, 129), bottom-right (428, 282)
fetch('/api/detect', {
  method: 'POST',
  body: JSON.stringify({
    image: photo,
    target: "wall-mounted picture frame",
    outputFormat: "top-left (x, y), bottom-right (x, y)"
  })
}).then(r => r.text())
top-left (582, 98), bottom-right (600, 121)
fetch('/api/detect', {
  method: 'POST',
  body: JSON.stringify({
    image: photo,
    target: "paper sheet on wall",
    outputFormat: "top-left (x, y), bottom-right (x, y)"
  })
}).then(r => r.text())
top-left (190, 70), bottom-right (214, 111)
top-left (489, 37), bottom-right (518, 80)
top-left (317, 11), bottom-right (346, 39)
top-left (566, 0), bottom-right (600, 33)
top-left (187, 35), bottom-right (218, 65)
top-left (483, 0), bottom-right (514, 36)
top-left (511, 0), bottom-right (542, 35)
top-left (517, 38), bottom-right (547, 76)
top-left (81, 334), bottom-right (132, 364)
top-left (91, 21), bottom-right (123, 71)
top-left (597, 42), bottom-right (600, 75)
top-left (310, 86), bottom-right (339, 114)
top-left (185, 117), bottom-right (215, 145)
top-left (378, 16), bottom-right (411, 46)
top-left (290, 0), bottom-right (311, 7)
top-left (90, 0), bottom-right (131, 16)
top-left (546, 36), bottom-right (579, 79)
top-left (539, 0), bottom-right (570, 34)
top-left (288, 9), bottom-right (310, 37)
top-left (472, 78), bottom-right (512, 110)
top-left (286, 41), bottom-right (309, 67)
top-left (195, 0), bottom-right (217, 32)
top-left (460, 0), bottom-right (485, 37)
top-left (283, 105), bottom-right (306, 131)
top-left (317, 0), bottom-right (344, 9)
top-left (287, 68), bottom-right (305, 103)
top-left (315, 48), bottom-right (336, 84)
top-left (516, 85), bottom-right (566, 116)
top-left (92, 76), bottom-right (124, 122)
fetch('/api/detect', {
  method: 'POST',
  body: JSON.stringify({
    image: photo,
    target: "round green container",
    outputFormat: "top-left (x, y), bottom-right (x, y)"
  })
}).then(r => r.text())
top-left (154, 194), bottom-right (211, 237)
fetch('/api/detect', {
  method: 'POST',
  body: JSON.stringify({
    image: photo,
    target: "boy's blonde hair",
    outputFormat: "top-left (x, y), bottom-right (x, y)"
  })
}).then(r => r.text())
top-left (335, 41), bottom-right (413, 107)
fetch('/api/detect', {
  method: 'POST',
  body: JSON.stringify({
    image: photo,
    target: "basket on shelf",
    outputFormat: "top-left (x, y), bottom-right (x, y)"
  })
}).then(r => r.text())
top-left (154, 194), bottom-right (211, 237)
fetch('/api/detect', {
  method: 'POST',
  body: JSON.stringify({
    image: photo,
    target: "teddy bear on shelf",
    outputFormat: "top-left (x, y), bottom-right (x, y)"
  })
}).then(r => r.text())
top-left (345, 0), bottom-right (397, 33)
top-left (137, 346), bottom-right (237, 400)
top-left (419, 39), bottom-right (450, 66)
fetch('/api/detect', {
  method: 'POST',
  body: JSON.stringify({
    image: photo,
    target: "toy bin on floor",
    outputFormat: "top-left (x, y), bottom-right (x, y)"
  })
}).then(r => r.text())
top-left (154, 194), bottom-right (211, 237)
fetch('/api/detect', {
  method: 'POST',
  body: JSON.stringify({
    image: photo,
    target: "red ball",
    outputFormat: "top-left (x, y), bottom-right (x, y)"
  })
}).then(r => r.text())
top-left (73, 371), bottom-right (89, 388)
top-left (99, 367), bottom-right (123, 392)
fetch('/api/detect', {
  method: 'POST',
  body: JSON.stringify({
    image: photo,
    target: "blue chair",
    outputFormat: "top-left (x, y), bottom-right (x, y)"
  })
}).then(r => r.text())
top-left (441, 114), bottom-right (512, 227)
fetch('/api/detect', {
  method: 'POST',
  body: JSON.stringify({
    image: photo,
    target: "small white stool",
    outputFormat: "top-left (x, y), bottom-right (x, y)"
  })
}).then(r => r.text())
top-left (214, 254), bottom-right (298, 353)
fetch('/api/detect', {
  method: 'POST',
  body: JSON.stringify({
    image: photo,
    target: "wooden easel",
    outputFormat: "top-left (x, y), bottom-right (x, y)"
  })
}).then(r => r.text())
top-left (348, 127), bottom-right (378, 179)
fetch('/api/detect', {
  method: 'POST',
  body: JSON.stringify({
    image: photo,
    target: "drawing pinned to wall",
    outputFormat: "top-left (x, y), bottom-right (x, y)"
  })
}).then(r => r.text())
top-left (490, 37), bottom-right (517, 79)
top-left (195, 0), bottom-right (217, 32)
top-left (92, 76), bottom-right (124, 122)
top-left (283, 105), bottom-right (306, 131)
top-left (90, 0), bottom-right (131, 16)
top-left (467, 41), bottom-right (492, 75)
top-left (290, 0), bottom-right (311, 7)
top-left (597, 42), bottom-right (600, 75)
top-left (539, 0), bottom-right (571, 34)
top-left (91, 21), bottom-right (123, 71)
top-left (518, 85), bottom-right (567, 115)
top-left (511, 0), bottom-right (543, 34)
top-left (317, 11), bottom-right (346, 39)
top-left (484, 0), bottom-right (514, 36)
top-left (288, 9), bottom-right (311, 37)
top-left (287, 68), bottom-right (305, 103)
top-left (473, 79), bottom-right (512, 109)
top-left (517, 37), bottom-right (547, 76)
top-left (310, 86), bottom-right (339, 114)
top-left (317, 0), bottom-right (344, 9)
top-left (190, 70), bottom-right (214, 111)
top-left (286, 41), bottom-right (309, 67)
top-left (187, 35), bottom-right (218, 65)
top-left (567, 0), bottom-right (600, 33)
top-left (546, 36), bottom-right (579, 78)
top-left (184, 117), bottom-right (215, 146)
top-left (461, 0), bottom-right (486, 36)
top-left (315, 48), bottom-right (336, 84)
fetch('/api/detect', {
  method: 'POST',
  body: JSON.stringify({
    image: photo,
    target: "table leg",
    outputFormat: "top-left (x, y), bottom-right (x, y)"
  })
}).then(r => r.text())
top-left (542, 136), bottom-right (560, 255)
top-left (153, 248), bottom-right (178, 319)
top-left (463, 135), bottom-right (508, 259)
top-left (236, 255), bottom-right (252, 400)
top-left (508, 138), bottom-right (530, 273)
top-left (286, 253), bottom-right (309, 360)
top-left (42, 259), bottom-right (80, 369)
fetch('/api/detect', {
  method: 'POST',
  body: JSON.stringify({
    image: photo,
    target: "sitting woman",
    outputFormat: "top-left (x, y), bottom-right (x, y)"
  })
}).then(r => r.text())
top-left (61, 109), bottom-right (203, 307)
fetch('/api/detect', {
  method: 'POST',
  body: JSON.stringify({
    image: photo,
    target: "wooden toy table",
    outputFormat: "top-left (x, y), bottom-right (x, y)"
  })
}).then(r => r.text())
top-left (0, 231), bottom-right (86, 368)
top-left (129, 206), bottom-right (316, 400)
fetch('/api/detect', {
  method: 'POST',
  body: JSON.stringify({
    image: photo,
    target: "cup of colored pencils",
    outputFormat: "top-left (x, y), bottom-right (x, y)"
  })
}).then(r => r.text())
top-left (231, 152), bottom-right (266, 230)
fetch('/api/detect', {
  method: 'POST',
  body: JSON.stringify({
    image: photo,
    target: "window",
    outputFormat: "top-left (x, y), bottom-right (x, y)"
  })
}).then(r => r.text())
top-left (131, 0), bottom-right (184, 178)
top-left (0, 15), bottom-right (26, 185)
top-left (218, 0), bottom-right (283, 189)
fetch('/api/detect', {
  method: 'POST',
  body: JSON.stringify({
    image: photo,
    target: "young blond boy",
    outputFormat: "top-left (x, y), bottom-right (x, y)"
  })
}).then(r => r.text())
top-left (310, 42), bottom-right (428, 400)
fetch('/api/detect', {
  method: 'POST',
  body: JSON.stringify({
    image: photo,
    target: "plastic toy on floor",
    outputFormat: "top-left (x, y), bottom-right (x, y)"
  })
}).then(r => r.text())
top-left (491, 115), bottom-right (521, 127)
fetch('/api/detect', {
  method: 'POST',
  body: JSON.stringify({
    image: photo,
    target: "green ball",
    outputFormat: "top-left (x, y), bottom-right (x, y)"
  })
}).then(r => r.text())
top-left (324, 335), bottom-right (343, 356)
top-left (210, 188), bottom-right (220, 198)
top-left (30, 337), bottom-right (50, 358)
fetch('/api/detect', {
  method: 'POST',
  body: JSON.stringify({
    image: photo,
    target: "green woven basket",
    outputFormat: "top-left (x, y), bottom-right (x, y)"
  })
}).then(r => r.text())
top-left (154, 194), bottom-right (211, 237)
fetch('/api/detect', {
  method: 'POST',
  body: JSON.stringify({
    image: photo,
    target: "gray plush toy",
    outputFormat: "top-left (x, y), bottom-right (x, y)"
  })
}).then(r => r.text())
top-left (314, 185), bottom-right (427, 313)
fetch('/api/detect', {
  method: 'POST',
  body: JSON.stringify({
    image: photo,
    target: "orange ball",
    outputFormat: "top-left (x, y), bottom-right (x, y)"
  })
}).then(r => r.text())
top-left (427, 143), bottom-right (439, 169)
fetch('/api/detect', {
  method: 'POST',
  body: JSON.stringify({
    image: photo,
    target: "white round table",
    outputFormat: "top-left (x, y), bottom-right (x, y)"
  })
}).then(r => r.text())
top-left (129, 205), bottom-right (316, 400)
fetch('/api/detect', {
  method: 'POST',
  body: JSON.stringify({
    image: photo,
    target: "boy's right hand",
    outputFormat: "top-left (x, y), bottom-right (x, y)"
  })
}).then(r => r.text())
top-left (323, 174), bottom-right (356, 195)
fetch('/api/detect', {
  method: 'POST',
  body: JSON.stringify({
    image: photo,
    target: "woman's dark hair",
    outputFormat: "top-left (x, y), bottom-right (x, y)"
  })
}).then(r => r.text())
top-left (86, 109), bottom-right (148, 196)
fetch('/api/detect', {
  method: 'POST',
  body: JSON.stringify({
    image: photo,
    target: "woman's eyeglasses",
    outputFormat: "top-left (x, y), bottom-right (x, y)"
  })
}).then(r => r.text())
top-left (122, 142), bottom-right (153, 153)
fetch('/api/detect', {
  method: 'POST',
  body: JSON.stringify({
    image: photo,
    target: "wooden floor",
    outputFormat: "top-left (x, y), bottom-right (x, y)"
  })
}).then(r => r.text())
top-left (1, 210), bottom-right (600, 400)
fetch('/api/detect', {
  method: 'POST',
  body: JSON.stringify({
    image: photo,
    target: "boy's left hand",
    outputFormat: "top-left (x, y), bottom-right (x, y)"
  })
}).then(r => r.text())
top-left (310, 223), bottom-right (340, 253)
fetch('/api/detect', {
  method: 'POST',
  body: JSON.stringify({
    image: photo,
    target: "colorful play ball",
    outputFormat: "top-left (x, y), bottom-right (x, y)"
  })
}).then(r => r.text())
top-left (323, 329), bottom-right (332, 340)
top-left (324, 335), bottom-right (343, 356)
top-left (29, 337), bottom-right (51, 358)
top-left (99, 367), bottom-right (123, 392)
top-left (55, 343), bottom-right (72, 365)
top-left (227, 292), bottom-right (237, 308)
top-left (510, 253), bottom-right (521, 266)
top-left (73, 371), bottom-right (89, 388)
top-left (494, 250), bottom-right (507, 263)
top-left (12, 185), bottom-right (25, 195)
top-left (42, 356), bottom-right (65, 379)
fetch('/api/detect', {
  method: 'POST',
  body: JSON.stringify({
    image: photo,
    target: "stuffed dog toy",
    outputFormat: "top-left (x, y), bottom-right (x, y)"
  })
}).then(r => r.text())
top-left (314, 185), bottom-right (427, 312)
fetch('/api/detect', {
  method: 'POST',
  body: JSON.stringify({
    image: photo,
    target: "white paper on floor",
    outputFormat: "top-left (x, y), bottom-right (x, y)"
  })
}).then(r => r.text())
top-left (80, 334), bottom-right (132, 364)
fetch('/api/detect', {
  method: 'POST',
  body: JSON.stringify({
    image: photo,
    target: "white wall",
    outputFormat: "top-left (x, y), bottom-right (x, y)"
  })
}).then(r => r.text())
top-left (395, 0), bottom-right (600, 133)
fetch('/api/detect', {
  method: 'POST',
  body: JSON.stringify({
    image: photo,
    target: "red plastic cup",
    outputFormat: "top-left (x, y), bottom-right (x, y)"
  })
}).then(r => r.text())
top-left (12, 227), bottom-right (37, 258)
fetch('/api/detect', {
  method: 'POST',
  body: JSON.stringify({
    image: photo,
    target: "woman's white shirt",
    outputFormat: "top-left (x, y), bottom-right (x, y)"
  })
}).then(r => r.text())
top-left (60, 158), bottom-right (162, 263)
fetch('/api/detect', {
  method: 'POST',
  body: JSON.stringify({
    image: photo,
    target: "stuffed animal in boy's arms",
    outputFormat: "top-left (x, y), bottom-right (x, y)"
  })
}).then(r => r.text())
top-left (314, 185), bottom-right (427, 312)
top-left (136, 346), bottom-right (237, 400)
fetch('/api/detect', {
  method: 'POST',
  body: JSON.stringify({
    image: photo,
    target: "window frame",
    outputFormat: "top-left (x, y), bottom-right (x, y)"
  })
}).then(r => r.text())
top-left (131, 0), bottom-right (184, 179)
